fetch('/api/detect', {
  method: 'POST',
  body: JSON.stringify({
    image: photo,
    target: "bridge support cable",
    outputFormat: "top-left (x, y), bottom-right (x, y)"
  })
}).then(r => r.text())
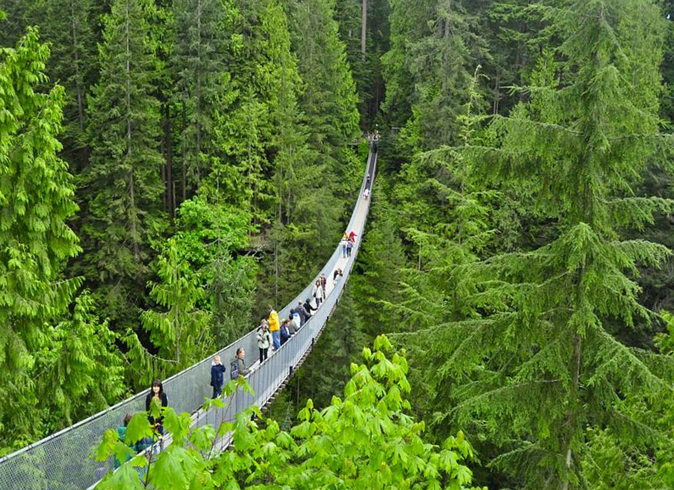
top-left (0, 145), bottom-right (377, 490)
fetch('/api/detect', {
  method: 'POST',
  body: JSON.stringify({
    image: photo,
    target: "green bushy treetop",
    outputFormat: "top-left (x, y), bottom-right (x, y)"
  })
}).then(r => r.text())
top-left (96, 336), bottom-right (486, 490)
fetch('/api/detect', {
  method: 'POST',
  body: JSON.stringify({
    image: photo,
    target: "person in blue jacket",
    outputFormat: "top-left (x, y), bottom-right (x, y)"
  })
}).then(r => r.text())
top-left (210, 355), bottom-right (226, 398)
top-left (280, 320), bottom-right (292, 346)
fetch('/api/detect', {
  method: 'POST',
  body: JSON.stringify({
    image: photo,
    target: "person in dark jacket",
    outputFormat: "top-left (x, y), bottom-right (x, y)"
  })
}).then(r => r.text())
top-left (145, 379), bottom-right (168, 435)
top-left (280, 320), bottom-right (292, 345)
top-left (210, 355), bottom-right (226, 398)
top-left (304, 298), bottom-right (318, 314)
top-left (297, 301), bottom-right (310, 325)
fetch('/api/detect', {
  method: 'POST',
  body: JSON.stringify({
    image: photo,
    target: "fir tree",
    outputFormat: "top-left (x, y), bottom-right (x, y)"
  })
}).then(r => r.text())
top-left (141, 238), bottom-right (209, 372)
top-left (28, 0), bottom-right (99, 171)
top-left (80, 0), bottom-right (165, 331)
top-left (39, 293), bottom-right (125, 428)
top-left (0, 27), bottom-right (81, 447)
top-left (172, 0), bottom-right (225, 199)
top-left (428, 1), bottom-right (674, 488)
top-left (286, 0), bottom-right (361, 196)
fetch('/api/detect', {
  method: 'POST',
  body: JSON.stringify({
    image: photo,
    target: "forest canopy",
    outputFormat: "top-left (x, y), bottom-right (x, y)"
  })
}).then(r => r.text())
top-left (2, 0), bottom-right (674, 489)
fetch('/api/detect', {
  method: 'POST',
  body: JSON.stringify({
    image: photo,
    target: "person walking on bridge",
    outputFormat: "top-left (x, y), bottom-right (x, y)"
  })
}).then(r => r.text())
top-left (320, 273), bottom-right (327, 300)
top-left (210, 355), bottom-right (226, 398)
top-left (313, 279), bottom-right (324, 306)
top-left (232, 348), bottom-right (251, 377)
top-left (268, 305), bottom-right (280, 350)
top-left (340, 234), bottom-right (349, 258)
top-left (291, 308), bottom-right (302, 331)
top-left (280, 320), bottom-right (292, 346)
top-left (297, 301), bottom-right (311, 325)
top-left (256, 319), bottom-right (271, 363)
top-left (333, 268), bottom-right (343, 283)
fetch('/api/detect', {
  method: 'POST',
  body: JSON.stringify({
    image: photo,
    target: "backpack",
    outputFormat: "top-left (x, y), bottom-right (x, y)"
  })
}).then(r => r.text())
top-left (230, 359), bottom-right (239, 380)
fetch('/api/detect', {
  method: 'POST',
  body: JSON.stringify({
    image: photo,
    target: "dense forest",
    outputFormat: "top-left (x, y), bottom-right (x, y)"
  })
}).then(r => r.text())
top-left (3, 0), bottom-right (674, 488)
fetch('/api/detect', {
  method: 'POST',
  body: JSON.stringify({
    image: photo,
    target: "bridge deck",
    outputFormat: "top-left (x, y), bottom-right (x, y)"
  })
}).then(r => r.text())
top-left (0, 145), bottom-right (377, 490)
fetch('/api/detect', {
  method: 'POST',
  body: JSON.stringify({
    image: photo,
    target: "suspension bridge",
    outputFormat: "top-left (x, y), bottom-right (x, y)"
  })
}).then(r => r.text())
top-left (0, 144), bottom-right (377, 490)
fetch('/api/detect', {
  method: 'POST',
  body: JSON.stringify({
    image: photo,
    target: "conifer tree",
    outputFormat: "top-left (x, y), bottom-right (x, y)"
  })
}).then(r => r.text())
top-left (383, 0), bottom-right (487, 151)
top-left (39, 293), bottom-right (125, 427)
top-left (80, 0), bottom-right (165, 330)
top-left (207, 0), bottom-right (279, 223)
top-left (265, 0), bottom-right (344, 304)
top-left (172, 0), bottom-right (225, 198)
top-left (428, 1), bottom-right (674, 488)
top-left (141, 239), bottom-right (209, 372)
top-left (351, 191), bottom-right (407, 336)
top-left (27, 0), bottom-right (99, 170)
top-left (0, 27), bottom-right (82, 446)
top-left (286, 0), bottom-right (361, 195)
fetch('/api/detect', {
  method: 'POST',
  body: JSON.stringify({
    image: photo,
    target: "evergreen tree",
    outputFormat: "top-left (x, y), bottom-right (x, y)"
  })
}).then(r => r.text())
top-left (351, 188), bottom-right (407, 337)
top-left (383, 0), bottom-right (488, 153)
top-left (286, 0), bottom-right (361, 197)
top-left (172, 0), bottom-right (225, 199)
top-left (38, 293), bottom-right (125, 429)
top-left (140, 239), bottom-right (209, 372)
top-left (28, 0), bottom-right (99, 171)
top-left (427, 1), bottom-right (674, 488)
top-left (0, 1), bottom-right (27, 47)
top-left (0, 27), bottom-right (81, 447)
top-left (80, 0), bottom-right (165, 331)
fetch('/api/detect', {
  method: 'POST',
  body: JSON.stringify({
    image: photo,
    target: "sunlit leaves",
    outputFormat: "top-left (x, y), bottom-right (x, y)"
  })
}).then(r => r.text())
top-left (97, 337), bottom-right (483, 490)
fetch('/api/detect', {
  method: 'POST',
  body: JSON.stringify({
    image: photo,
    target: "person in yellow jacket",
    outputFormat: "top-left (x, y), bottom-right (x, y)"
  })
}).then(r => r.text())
top-left (268, 305), bottom-right (280, 350)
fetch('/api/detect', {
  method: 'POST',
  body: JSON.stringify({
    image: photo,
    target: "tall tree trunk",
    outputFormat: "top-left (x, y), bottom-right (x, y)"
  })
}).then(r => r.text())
top-left (164, 102), bottom-right (174, 217)
top-left (196, 0), bottom-right (203, 185)
top-left (182, 100), bottom-right (187, 203)
top-left (125, 0), bottom-right (140, 262)
top-left (361, 0), bottom-right (367, 56)
top-left (70, 0), bottom-right (85, 133)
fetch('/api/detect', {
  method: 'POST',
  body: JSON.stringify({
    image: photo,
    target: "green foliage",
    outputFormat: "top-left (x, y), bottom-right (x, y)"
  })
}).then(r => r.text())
top-left (286, 0), bottom-right (361, 192)
top-left (172, 0), bottom-right (226, 194)
top-left (142, 239), bottom-right (209, 366)
top-left (79, 0), bottom-right (165, 331)
top-left (405, 1), bottom-right (674, 488)
top-left (26, 0), bottom-right (99, 169)
top-left (351, 187), bottom-right (407, 336)
top-left (0, 27), bottom-right (82, 448)
top-left (39, 292), bottom-right (125, 428)
top-left (124, 196), bottom-right (256, 385)
top-left (96, 336), bottom-right (485, 490)
top-left (383, 0), bottom-right (488, 151)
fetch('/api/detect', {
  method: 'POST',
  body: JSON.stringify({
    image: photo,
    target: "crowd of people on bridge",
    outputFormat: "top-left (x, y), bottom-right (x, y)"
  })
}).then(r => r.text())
top-left (114, 191), bottom-right (372, 469)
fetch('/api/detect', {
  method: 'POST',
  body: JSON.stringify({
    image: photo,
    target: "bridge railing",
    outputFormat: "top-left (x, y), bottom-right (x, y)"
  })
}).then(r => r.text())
top-left (0, 146), bottom-right (377, 490)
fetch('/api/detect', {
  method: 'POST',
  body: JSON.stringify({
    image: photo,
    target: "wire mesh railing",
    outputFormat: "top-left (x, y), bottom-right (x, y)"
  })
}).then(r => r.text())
top-left (0, 145), bottom-right (377, 490)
